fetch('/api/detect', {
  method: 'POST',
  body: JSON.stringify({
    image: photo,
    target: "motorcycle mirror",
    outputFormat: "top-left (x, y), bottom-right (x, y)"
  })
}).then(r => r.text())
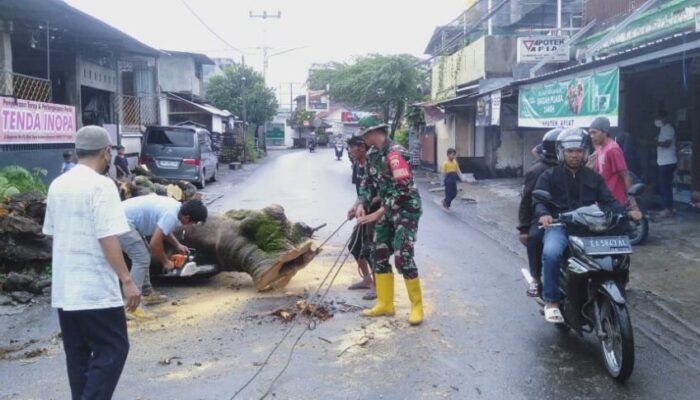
top-left (627, 183), bottom-right (645, 197)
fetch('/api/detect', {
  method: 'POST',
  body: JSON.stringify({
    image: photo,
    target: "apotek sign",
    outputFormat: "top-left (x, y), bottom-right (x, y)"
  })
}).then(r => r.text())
top-left (517, 36), bottom-right (569, 63)
top-left (0, 97), bottom-right (76, 144)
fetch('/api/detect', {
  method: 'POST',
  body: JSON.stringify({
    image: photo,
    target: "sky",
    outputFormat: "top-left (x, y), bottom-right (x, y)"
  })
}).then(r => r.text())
top-left (65, 0), bottom-right (467, 108)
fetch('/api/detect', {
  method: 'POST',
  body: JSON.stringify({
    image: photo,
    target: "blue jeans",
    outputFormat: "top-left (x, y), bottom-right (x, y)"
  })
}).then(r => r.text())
top-left (118, 224), bottom-right (153, 295)
top-left (658, 163), bottom-right (676, 210)
top-left (541, 227), bottom-right (568, 303)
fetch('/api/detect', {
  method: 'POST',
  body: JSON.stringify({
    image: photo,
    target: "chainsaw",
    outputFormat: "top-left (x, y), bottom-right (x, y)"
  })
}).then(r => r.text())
top-left (162, 248), bottom-right (218, 278)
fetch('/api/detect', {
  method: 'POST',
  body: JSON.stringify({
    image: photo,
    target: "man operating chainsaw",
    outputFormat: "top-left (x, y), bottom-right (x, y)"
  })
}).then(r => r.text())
top-left (118, 195), bottom-right (207, 317)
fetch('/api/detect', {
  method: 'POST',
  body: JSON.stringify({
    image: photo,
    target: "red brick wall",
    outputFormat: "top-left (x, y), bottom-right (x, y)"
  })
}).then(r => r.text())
top-left (583, 0), bottom-right (648, 24)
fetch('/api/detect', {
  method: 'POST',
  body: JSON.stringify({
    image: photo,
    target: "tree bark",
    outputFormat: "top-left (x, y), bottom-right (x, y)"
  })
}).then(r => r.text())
top-left (173, 204), bottom-right (317, 291)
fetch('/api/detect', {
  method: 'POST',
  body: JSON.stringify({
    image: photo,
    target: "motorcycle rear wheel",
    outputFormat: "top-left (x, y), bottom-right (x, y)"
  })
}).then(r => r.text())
top-left (598, 297), bottom-right (635, 381)
top-left (628, 218), bottom-right (649, 245)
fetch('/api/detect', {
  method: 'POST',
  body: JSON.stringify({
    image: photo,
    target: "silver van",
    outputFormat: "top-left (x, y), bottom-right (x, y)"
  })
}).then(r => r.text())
top-left (140, 126), bottom-right (218, 188)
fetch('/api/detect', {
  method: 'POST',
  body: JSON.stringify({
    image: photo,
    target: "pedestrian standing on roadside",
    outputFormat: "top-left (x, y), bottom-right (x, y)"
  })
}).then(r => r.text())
top-left (655, 112), bottom-right (677, 218)
top-left (119, 195), bottom-right (208, 317)
top-left (588, 117), bottom-right (633, 206)
top-left (441, 148), bottom-right (461, 212)
top-left (43, 125), bottom-right (141, 400)
top-left (114, 145), bottom-right (130, 180)
top-left (346, 135), bottom-right (378, 300)
top-left (356, 116), bottom-right (424, 326)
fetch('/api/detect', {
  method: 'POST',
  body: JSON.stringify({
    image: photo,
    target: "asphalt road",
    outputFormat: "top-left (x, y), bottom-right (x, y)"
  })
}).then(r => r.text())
top-left (1, 148), bottom-right (698, 400)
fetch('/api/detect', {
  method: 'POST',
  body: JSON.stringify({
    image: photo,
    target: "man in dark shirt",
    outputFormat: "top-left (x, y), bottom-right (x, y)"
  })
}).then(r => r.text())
top-left (114, 145), bottom-right (130, 179)
top-left (535, 128), bottom-right (624, 323)
top-left (517, 128), bottom-right (561, 297)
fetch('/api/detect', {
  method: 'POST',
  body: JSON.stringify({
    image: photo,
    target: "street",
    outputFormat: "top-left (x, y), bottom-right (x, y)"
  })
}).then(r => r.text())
top-left (1, 148), bottom-right (699, 400)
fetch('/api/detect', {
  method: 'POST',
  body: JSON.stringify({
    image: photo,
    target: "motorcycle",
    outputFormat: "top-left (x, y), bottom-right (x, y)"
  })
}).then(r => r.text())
top-left (522, 185), bottom-right (644, 382)
top-left (308, 140), bottom-right (316, 153)
top-left (334, 142), bottom-right (344, 160)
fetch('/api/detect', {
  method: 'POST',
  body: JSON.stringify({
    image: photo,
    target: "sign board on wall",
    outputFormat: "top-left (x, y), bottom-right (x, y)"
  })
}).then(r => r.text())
top-left (475, 90), bottom-right (502, 127)
top-left (0, 97), bottom-right (76, 144)
top-left (518, 68), bottom-right (619, 128)
top-left (517, 36), bottom-right (569, 63)
top-left (306, 90), bottom-right (330, 112)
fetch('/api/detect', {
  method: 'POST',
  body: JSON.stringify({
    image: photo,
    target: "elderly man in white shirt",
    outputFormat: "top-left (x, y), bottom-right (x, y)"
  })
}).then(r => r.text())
top-left (43, 126), bottom-right (140, 400)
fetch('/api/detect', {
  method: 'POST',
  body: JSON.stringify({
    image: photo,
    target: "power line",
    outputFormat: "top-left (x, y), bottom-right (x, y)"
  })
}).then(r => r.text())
top-left (180, 0), bottom-right (248, 55)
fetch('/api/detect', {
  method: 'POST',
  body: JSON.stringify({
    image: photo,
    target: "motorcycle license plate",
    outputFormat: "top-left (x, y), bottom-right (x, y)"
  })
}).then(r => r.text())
top-left (582, 236), bottom-right (632, 255)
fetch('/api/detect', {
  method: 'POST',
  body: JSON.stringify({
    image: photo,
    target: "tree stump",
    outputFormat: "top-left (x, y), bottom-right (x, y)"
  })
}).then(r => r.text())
top-left (173, 204), bottom-right (317, 291)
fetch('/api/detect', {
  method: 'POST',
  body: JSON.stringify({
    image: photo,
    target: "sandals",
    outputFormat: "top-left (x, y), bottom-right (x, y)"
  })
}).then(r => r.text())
top-left (544, 305), bottom-right (564, 324)
top-left (348, 280), bottom-right (372, 290)
top-left (526, 281), bottom-right (541, 297)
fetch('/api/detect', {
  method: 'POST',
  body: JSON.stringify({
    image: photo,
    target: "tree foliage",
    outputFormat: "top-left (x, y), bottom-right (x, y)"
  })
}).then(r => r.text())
top-left (308, 54), bottom-right (428, 137)
top-left (206, 64), bottom-right (278, 128)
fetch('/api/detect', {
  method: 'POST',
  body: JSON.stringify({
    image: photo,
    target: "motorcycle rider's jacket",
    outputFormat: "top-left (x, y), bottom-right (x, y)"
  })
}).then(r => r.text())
top-left (534, 165), bottom-right (623, 220)
top-left (518, 158), bottom-right (558, 233)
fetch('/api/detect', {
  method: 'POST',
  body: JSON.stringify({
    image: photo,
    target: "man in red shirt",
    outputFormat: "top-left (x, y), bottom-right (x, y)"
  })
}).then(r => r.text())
top-left (588, 117), bottom-right (631, 206)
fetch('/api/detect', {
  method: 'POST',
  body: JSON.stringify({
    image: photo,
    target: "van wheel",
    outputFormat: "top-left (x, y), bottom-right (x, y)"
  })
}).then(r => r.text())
top-left (196, 170), bottom-right (206, 189)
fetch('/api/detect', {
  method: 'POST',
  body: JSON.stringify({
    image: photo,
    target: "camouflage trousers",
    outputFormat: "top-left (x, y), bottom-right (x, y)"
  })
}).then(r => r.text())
top-left (370, 203), bottom-right (422, 279)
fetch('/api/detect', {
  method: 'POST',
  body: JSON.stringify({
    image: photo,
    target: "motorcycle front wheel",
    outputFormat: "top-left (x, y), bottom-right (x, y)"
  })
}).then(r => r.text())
top-left (598, 297), bottom-right (635, 381)
top-left (628, 218), bottom-right (649, 245)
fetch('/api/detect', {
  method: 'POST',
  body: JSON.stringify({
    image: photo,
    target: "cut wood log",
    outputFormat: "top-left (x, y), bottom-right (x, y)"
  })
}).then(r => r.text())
top-left (173, 204), bottom-right (317, 291)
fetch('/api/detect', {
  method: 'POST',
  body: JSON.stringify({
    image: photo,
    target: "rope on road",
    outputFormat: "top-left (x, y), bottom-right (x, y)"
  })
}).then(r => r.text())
top-left (315, 218), bottom-right (350, 253)
top-left (230, 219), bottom-right (359, 400)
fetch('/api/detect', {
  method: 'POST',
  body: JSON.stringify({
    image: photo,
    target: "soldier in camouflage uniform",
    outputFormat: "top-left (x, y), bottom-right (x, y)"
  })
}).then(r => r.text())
top-left (356, 116), bottom-right (424, 325)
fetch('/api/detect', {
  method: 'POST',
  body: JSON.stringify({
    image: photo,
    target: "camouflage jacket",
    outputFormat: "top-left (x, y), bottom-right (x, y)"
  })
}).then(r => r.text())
top-left (360, 139), bottom-right (421, 213)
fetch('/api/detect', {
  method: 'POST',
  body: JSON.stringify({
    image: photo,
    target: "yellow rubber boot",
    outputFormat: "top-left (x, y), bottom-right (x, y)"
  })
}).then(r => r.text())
top-left (404, 277), bottom-right (423, 326)
top-left (362, 273), bottom-right (395, 317)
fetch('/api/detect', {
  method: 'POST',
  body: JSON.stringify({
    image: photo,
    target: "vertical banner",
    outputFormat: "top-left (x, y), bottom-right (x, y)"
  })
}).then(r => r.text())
top-left (491, 90), bottom-right (501, 126)
top-left (518, 68), bottom-right (619, 128)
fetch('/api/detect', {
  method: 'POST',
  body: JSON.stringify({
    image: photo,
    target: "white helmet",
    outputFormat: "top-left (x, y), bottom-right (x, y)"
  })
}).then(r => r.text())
top-left (556, 128), bottom-right (591, 163)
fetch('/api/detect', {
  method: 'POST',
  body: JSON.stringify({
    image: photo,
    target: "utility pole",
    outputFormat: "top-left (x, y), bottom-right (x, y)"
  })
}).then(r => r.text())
top-left (249, 10), bottom-right (281, 85)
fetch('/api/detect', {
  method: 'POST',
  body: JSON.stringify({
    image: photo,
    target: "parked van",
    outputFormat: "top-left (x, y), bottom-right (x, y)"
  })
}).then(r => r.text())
top-left (140, 125), bottom-right (218, 188)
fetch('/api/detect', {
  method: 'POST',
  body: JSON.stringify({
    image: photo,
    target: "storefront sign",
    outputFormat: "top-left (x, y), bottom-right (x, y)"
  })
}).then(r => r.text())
top-left (518, 68), bottom-right (619, 128)
top-left (306, 89), bottom-right (330, 112)
top-left (0, 97), bottom-right (76, 144)
top-left (517, 36), bottom-right (569, 63)
top-left (265, 123), bottom-right (284, 139)
top-left (581, 0), bottom-right (700, 54)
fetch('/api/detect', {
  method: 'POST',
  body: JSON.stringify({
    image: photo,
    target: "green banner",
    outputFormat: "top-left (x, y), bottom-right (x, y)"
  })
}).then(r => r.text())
top-left (519, 68), bottom-right (619, 128)
top-left (265, 124), bottom-right (285, 139)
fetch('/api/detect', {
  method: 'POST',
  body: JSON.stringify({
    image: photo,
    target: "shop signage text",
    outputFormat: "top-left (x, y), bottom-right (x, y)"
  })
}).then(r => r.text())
top-left (518, 68), bottom-right (619, 128)
top-left (0, 97), bottom-right (76, 144)
top-left (517, 36), bottom-right (569, 63)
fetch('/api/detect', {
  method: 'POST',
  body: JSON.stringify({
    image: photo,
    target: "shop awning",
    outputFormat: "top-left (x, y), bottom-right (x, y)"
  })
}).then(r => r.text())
top-left (166, 92), bottom-right (232, 117)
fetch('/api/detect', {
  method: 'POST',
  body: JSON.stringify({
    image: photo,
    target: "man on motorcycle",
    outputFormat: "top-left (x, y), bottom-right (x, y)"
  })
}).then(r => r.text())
top-left (517, 128), bottom-right (561, 297)
top-left (535, 128), bottom-right (624, 323)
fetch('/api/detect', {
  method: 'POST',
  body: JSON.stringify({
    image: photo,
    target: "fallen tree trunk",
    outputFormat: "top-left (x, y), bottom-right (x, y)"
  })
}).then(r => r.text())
top-left (173, 204), bottom-right (317, 291)
top-left (0, 192), bottom-right (51, 273)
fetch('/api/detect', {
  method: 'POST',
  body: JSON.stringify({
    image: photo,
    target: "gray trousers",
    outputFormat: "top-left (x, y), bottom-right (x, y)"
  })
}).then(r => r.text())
top-left (118, 224), bottom-right (153, 295)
